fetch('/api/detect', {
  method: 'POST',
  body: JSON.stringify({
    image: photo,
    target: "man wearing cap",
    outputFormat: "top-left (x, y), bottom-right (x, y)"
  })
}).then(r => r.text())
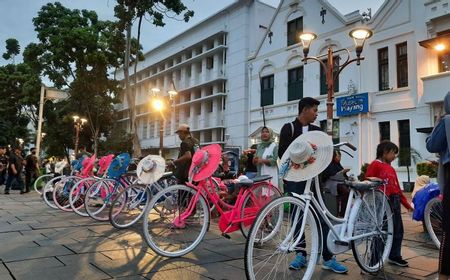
top-left (4, 146), bottom-right (25, 194)
top-left (278, 97), bottom-right (348, 274)
top-left (171, 124), bottom-right (199, 183)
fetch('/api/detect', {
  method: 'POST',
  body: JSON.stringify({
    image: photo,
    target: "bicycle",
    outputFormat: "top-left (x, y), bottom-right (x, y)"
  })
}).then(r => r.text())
top-left (67, 154), bottom-right (115, 216)
top-left (34, 173), bottom-right (54, 195)
top-left (424, 194), bottom-right (443, 249)
top-left (142, 144), bottom-right (282, 258)
top-left (245, 140), bottom-right (394, 279)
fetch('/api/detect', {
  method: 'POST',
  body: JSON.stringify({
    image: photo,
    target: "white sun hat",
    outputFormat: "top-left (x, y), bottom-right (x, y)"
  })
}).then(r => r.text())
top-left (136, 155), bottom-right (166, 184)
top-left (279, 131), bottom-right (333, 182)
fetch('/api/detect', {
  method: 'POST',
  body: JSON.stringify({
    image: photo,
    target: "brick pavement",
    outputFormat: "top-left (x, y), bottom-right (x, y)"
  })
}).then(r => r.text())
top-left (0, 191), bottom-right (441, 280)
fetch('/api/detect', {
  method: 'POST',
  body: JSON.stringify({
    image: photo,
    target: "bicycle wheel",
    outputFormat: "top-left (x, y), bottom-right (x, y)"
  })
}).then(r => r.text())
top-left (53, 176), bottom-right (81, 212)
top-left (34, 174), bottom-right (53, 195)
top-left (42, 175), bottom-right (65, 209)
top-left (149, 175), bottom-right (178, 214)
top-left (142, 184), bottom-right (210, 257)
top-left (424, 196), bottom-right (443, 249)
top-left (69, 177), bottom-right (98, 217)
top-left (245, 196), bottom-right (320, 280)
top-left (240, 183), bottom-right (282, 238)
top-left (350, 190), bottom-right (394, 273)
top-left (85, 179), bottom-right (123, 221)
top-left (109, 183), bottom-right (150, 229)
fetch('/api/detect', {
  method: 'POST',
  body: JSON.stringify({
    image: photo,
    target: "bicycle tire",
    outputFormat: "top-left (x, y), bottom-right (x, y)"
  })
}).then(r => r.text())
top-left (53, 176), bottom-right (81, 212)
top-left (85, 178), bottom-right (123, 221)
top-left (109, 183), bottom-right (150, 229)
top-left (69, 177), bottom-right (98, 217)
top-left (34, 174), bottom-right (53, 195)
top-left (350, 190), bottom-right (394, 273)
top-left (245, 195), bottom-right (320, 280)
top-left (424, 196), bottom-right (443, 249)
top-left (142, 184), bottom-right (210, 257)
top-left (42, 175), bottom-right (66, 209)
top-left (239, 182), bottom-right (282, 238)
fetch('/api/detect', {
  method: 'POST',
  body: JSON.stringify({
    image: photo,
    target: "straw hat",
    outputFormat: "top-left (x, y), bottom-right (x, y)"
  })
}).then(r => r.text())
top-left (137, 155), bottom-right (166, 184)
top-left (188, 144), bottom-right (222, 182)
top-left (279, 131), bottom-right (333, 182)
top-left (108, 153), bottom-right (131, 179)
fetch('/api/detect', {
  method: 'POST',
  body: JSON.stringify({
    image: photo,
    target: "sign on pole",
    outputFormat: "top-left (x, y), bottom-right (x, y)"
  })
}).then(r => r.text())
top-left (336, 92), bottom-right (369, 116)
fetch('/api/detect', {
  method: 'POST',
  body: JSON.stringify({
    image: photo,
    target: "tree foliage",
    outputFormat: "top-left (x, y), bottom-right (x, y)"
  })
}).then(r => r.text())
top-left (2, 38), bottom-right (20, 63)
top-left (113, 0), bottom-right (194, 156)
top-left (25, 2), bottom-right (142, 155)
top-left (0, 43), bottom-right (41, 146)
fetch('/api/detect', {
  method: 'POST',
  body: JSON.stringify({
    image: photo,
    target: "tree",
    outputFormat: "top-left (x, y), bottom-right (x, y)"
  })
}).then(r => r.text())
top-left (2, 38), bottom-right (20, 63)
top-left (114, 0), bottom-right (194, 156)
top-left (25, 2), bottom-right (141, 155)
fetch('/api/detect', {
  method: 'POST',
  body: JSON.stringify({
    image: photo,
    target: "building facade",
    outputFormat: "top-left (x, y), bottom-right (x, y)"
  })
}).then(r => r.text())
top-left (248, 0), bottom-right (450, 183)
top-left (116, 0), bottom-right (275, 159)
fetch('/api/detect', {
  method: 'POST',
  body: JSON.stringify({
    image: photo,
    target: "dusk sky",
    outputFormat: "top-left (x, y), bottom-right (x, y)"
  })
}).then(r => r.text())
top-left (0, 0), bottom-right (383, 66)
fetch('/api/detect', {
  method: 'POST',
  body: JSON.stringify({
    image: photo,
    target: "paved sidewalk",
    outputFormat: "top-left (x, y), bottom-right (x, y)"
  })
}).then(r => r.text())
top-left (0, 191), bottom-right (441, 280)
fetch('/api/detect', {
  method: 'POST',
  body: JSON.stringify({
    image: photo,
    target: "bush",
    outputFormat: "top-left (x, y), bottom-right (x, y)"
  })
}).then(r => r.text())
top-left (416, 162), bottom-right (437, 178)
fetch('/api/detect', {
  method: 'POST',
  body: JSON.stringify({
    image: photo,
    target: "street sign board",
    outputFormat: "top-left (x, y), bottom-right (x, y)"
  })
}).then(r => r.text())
top-left (336, 92), bottom-right (369, 116)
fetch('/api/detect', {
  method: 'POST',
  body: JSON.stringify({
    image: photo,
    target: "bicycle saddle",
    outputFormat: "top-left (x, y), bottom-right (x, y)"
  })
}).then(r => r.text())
top-left (345, 180), bottom-right (382, 192)
top-left (252, 175), bottom-right (272, 183)
top-left (236, 178), bottom-right (254, 188)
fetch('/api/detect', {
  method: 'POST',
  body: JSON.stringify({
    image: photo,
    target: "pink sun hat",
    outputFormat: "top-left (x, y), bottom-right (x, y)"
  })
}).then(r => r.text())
top-left (188, 144), bottom-right (222, 182)
top-left (81, 154), bottom-right (97, 177)
top-left (97, 154), bottom-right (114, 176)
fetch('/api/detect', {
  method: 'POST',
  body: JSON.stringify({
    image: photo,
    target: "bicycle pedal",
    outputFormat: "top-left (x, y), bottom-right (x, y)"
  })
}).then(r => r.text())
top-left (334, 240), bottom-right (349, 246)
top-left (222, 233), bottom-right (231, 239)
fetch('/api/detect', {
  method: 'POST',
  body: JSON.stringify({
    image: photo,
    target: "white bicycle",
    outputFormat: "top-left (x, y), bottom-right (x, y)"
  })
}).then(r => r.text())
top-left (244, 142), bottom-right (394, 279)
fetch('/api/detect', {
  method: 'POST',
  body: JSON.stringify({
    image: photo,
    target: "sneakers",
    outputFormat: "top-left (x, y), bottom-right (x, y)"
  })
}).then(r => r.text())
top-left (289, 254), bottom-right (307, 270)
top-left (322, 257), bottom-right (349, 274)
top-left (388, 256), bottom-right (408, 267)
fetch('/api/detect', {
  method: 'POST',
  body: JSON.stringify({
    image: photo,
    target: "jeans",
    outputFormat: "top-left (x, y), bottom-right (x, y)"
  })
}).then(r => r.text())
top-left (25, 171), bottom-right (38, 192)
top-left (245, 171), bottom-right (257, 179)
top-left (5, 174), bottom-right (24, 192)
top-left (388, 194), bottom-right (404, 259)
top-left (284, 180), bottom-right (333, 261)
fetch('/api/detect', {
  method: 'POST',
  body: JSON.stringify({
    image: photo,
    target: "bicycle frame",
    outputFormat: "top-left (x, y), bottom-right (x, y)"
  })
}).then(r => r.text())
top-left (175, 176), bottom-right (276, 233)
top-left (286, 176), bottom-right (389, 252)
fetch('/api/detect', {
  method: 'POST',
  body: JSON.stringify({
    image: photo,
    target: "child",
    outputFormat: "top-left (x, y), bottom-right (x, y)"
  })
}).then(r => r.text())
top-left (365, 141), bottom-right (413, 267)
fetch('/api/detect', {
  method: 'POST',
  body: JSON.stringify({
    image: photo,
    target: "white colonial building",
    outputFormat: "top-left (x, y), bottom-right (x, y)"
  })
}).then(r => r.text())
top-left (115, 0), bottom-right (275, 159)
top-left (248, 0), bottom-right (450, 183)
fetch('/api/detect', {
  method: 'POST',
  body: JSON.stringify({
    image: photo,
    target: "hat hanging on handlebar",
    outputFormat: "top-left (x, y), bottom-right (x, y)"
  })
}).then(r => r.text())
top-left (137, 155), bottom-right (166, 184)
top-left (280, 131), bottom-right (333, 182)
top-left (189, 144), bottom-right (222, 182)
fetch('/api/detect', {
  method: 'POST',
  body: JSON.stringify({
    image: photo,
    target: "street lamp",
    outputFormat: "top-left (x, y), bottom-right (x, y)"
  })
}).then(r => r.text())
top-left (299, 28), bottom-right (373, 135)
top-left (150, 81), bottom-right (178, 157)
top-left (73, 115), bottom-right (87, 156)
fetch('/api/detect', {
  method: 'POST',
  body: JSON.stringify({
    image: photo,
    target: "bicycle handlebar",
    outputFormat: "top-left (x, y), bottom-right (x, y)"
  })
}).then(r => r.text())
top-left (333, 142), bottom-right (357, 151)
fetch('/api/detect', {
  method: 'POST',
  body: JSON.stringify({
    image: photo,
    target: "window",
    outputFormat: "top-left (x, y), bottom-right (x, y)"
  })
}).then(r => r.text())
top-left (206, 57), bottom-right (214, 69)
top-left (438, 52), bottom-right (450, 73)
top-left (379, 121), bottom-right (390, 141)
top-left (320, 119), bottom-right (340, 144)
top-left (142, 120), bottom-right (148, 139)
top-left (260, 75), bottom-right (274, 106)
top-left (288, 67), bottom-right (303, 101)
top-left (208, 101), bottom-right (213, 113)
top-left (398, 119), bottom-right (411, 166)
top-left (396, 42), bottom-right (408, 87)
top-left (320, 57), bottom-right (340, 95)
top-left (287, 17), bottom-right (303, 46)
top-left (378, 47), bottom-right (389, 91)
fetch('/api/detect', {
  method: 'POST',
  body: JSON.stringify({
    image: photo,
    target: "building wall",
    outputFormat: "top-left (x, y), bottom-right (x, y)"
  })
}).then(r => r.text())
top-left (115, 1), bottom-right (275, 158)
top-left (248, 0), bottom-right (447, 183)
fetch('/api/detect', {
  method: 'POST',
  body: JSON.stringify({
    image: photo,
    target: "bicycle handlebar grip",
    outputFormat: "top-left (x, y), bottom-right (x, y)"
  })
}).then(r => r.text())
top-left (346, 143), bottom-right (357, 151)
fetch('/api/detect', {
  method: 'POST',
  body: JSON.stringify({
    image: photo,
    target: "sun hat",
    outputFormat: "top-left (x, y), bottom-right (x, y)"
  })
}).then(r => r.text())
top-left (279, 131), bottom-right (333, 182)
top-left (136, 155), bottom-right (166, 184)
top-left (108, 153), bottom-right (131, 179)
top-left (188, 144), bottom-right (222, 182)
top-left (81, 154), bottom-right (97, 177)
top-left (97, 154), bottom-right (114, 176)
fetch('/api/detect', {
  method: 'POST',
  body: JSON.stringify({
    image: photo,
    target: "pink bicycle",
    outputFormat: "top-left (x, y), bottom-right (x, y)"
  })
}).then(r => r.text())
top-left (142, 144), bottom-right (282, 257)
